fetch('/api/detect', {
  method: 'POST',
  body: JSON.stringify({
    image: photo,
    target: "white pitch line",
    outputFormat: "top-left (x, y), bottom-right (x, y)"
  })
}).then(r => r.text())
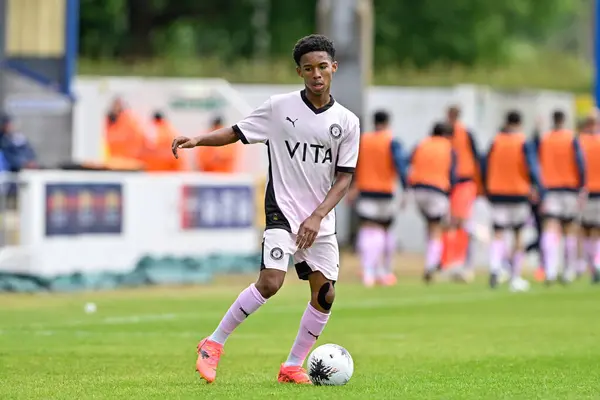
top-left (8, 289), bottom-right (540, 331)
top-left (0, 329), bottom-right (408, 343)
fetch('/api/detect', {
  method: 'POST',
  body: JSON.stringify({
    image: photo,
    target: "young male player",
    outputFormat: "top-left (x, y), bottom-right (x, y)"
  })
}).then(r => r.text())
top-left (407, 122), bottom-right (457, 282)
top-left (445, 106), bottom-right (480, 278)
top-left (524, 124), bottom-right (545, 282)
top-left (538, 110), bottom-right (586, 284)
top-left (349, 110), bottom-right (408, 287)
top-left (482, 111), bottom-right (543, 292)
top-left (172, 34), bottom-right (360, 385)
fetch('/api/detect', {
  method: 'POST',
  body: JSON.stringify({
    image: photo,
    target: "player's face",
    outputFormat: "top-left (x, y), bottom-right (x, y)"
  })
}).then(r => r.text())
top-left (297, 51), bottom-right (338, 96)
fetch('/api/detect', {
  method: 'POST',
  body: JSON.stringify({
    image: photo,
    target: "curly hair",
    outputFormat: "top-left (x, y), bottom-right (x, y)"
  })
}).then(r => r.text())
top-left (292, 34), bottom-right (335, 66)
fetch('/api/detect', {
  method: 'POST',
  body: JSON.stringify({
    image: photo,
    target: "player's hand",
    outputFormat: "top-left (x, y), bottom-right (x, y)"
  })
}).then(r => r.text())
top-left (296, 213), bottom-right (322, 249)
top-left (171, 136), bottom-right (198, 159)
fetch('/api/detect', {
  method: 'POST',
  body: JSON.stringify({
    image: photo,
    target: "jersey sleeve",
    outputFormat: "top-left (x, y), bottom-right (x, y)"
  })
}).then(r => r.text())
top-left (336, 117), bottom-right (360, 173)
top-left (232, 98), bottom-right (272, 144)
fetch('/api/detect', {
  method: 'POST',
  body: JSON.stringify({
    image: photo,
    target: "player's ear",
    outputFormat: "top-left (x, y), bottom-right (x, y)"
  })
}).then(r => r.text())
top-left (331, 61), bottom-right (338, 74)
top-left (296, 65), bottom-right (302, 77)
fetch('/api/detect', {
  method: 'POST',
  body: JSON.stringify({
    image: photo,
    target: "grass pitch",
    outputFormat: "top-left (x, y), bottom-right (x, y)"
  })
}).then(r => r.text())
top-left (1, 269), bottom-right (599, 399)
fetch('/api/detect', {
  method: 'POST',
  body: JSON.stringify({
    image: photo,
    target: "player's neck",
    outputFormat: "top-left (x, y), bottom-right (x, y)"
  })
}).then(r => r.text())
top-left (304, 88), bottom-right (331, 109)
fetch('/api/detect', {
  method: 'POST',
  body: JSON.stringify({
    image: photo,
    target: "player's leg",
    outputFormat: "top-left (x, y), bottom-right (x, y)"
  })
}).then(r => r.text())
top-left (379, 224), bottom-right (398, 286)
top-left (449, 181), bottom-right (477, 271)
top-left (508, 203), bottom-right (530, 292)
top-left (356, 220), bottom-right (385, 287)
top-left (279, 237), bottom-right (339, 384)
top-left (591, 224), bottom-right (600, 283)
top-left (575, 224), bottom-right (587, 277)
top-left (414, 189), bottom-right (447, 283)
top-left (587, 198), bottom-right (600, 283)
top-left (196, 229), bottom-right (292, 383)
top-left (355, 196), bottom-right (389, 287)
top-left (560, 193), bottom-right (580, 283)
top-left (378, 200), bottom-right (398, 285)
top-left (423, 217), bottom-right (444, 283)
top-left (540, 193), bottom-right (562, 284)
top-left (580, 224), bottom-right (593, 272)
top-left (489, 204), bottom-right (508, 289)
top-left (529, 201), bottom-right (546, 282)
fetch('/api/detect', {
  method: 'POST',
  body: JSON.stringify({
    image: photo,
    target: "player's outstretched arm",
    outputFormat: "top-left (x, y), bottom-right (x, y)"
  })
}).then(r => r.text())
top-left (296, 171), bottom-right (354, 249)
top-left (171, 127), bottom-right (239, 159)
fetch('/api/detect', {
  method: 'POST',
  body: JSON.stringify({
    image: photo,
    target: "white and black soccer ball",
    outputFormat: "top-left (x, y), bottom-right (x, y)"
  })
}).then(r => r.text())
top-left (307, 344), bottom-right (353, 386)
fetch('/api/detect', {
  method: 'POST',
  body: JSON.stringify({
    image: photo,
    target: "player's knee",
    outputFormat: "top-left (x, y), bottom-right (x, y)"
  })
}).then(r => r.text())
top-left (427, 222), bottom-right (443, 238)
top-left (255, 272), bottom-right (284, 299)
top-left (543, 218), bottom-right (560, 231)
top-left (313, 282), bottom-right (335, 312)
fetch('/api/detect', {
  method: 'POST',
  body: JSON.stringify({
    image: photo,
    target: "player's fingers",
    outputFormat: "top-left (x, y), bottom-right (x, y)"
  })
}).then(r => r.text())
top-left (302, 233), bottom-right (313, 249)
top-left (300, 231), bottom-right (314, 249)
top-left (305, 232), bottom-right (317, 248)
top-left (296, 224), bottom-right (307, 246)
top-left (172, 138), bottom-right (185, 157)
top-left (297, 236), bottom-right (306, 249)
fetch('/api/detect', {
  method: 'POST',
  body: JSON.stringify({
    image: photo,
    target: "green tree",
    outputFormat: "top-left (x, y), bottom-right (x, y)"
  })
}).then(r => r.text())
top-left (78, 0), bottom-right (586, 67)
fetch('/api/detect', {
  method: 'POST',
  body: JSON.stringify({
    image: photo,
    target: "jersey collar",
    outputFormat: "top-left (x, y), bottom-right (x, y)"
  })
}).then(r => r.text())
top-left (300, 89), bottom-right (335, 115)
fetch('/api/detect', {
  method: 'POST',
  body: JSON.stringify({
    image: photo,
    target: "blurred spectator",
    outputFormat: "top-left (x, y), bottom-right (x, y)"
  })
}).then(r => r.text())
top-left (0, 114), bottom-right (38, 172)
top-left (104, 97), bottom-right (147, 166)
top-left (196, 116), bottom-right (239, 173)
top-left (143, 111), bottom-right (186, 172)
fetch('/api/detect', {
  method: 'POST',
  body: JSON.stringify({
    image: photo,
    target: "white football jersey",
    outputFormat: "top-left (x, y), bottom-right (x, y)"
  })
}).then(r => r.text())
top-left (233, 90), bottom-right (360, 236)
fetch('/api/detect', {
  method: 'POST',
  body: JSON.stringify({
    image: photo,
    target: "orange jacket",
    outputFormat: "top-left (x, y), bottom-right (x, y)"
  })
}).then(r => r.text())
top-left (579, 132), bottom-right (600, 193)
top-left (355, 130), bottom-right (397, 194)
top-left (105, 110), bottom-right (147, 162)
top-left (409, 136), bottom-right (454, 193)
top-left (196, 125), bottom-right (239, 173)
top-left (451, 122), bottom-right (478, 181)
top-left (144, 119), bottom-right (186, 172)
top-left (539, 129), bottom-right (584, 190)
top-left (485, 133), bottom-right (530, 197)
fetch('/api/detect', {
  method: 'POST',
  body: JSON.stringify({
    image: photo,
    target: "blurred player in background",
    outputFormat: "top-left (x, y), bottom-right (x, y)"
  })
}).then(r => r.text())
top-left (172, 34), bottom-right (359, 385)
top-left (445, 106), bottom-right (480, 280)
top-left (538, 110), bottom-right (586, 284)
top-left (349, 110), bottom-right (408, 287)
top-left (482, 111), bottom-right (543, 292)
top-left (407, 122), bottom-right (456, 283)
top-left (524, 119), bottom-right (545, 282)
top-left (196, 116), bottom-right (240, 173)
top-left (576, 114), bottom-right (600, 283)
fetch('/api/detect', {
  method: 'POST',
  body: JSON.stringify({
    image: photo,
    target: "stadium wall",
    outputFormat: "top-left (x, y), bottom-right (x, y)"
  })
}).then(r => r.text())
top-left (0, 170), bottom-right (259, 282)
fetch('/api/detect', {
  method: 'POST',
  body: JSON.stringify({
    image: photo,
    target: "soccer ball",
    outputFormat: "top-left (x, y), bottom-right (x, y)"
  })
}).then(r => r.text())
top-left (307, 344), bottom-right (353, 386)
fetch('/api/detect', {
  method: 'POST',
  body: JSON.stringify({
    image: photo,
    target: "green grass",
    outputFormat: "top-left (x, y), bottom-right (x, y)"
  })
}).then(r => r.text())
top-left (1, 277), bottom-right (599, 399)
top-left (78, 52), bottom-right (593, 92)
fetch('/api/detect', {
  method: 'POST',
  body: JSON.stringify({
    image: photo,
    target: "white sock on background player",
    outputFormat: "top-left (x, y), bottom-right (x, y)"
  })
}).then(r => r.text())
top-left (357, 226), bottom-right (385, 284)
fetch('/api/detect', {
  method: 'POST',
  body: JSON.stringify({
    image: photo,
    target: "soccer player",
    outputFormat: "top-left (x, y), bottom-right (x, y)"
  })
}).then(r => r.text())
top-left (407, 122), bottom-right (456, 282)
top-left (445, 106), bottom-right (480, 278)
top-left (577, 114), bottom-right (600, 283)
top-left (538, 110), bottom-right (586, 284)
top-left (171, 34), bottom-right (360, 384)
top-left (349, 110), bottom-right (408, 287)
top-left (524, 123), bottom-right (545, 282)
top-left (481, 111), bottom-right (543, 292)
